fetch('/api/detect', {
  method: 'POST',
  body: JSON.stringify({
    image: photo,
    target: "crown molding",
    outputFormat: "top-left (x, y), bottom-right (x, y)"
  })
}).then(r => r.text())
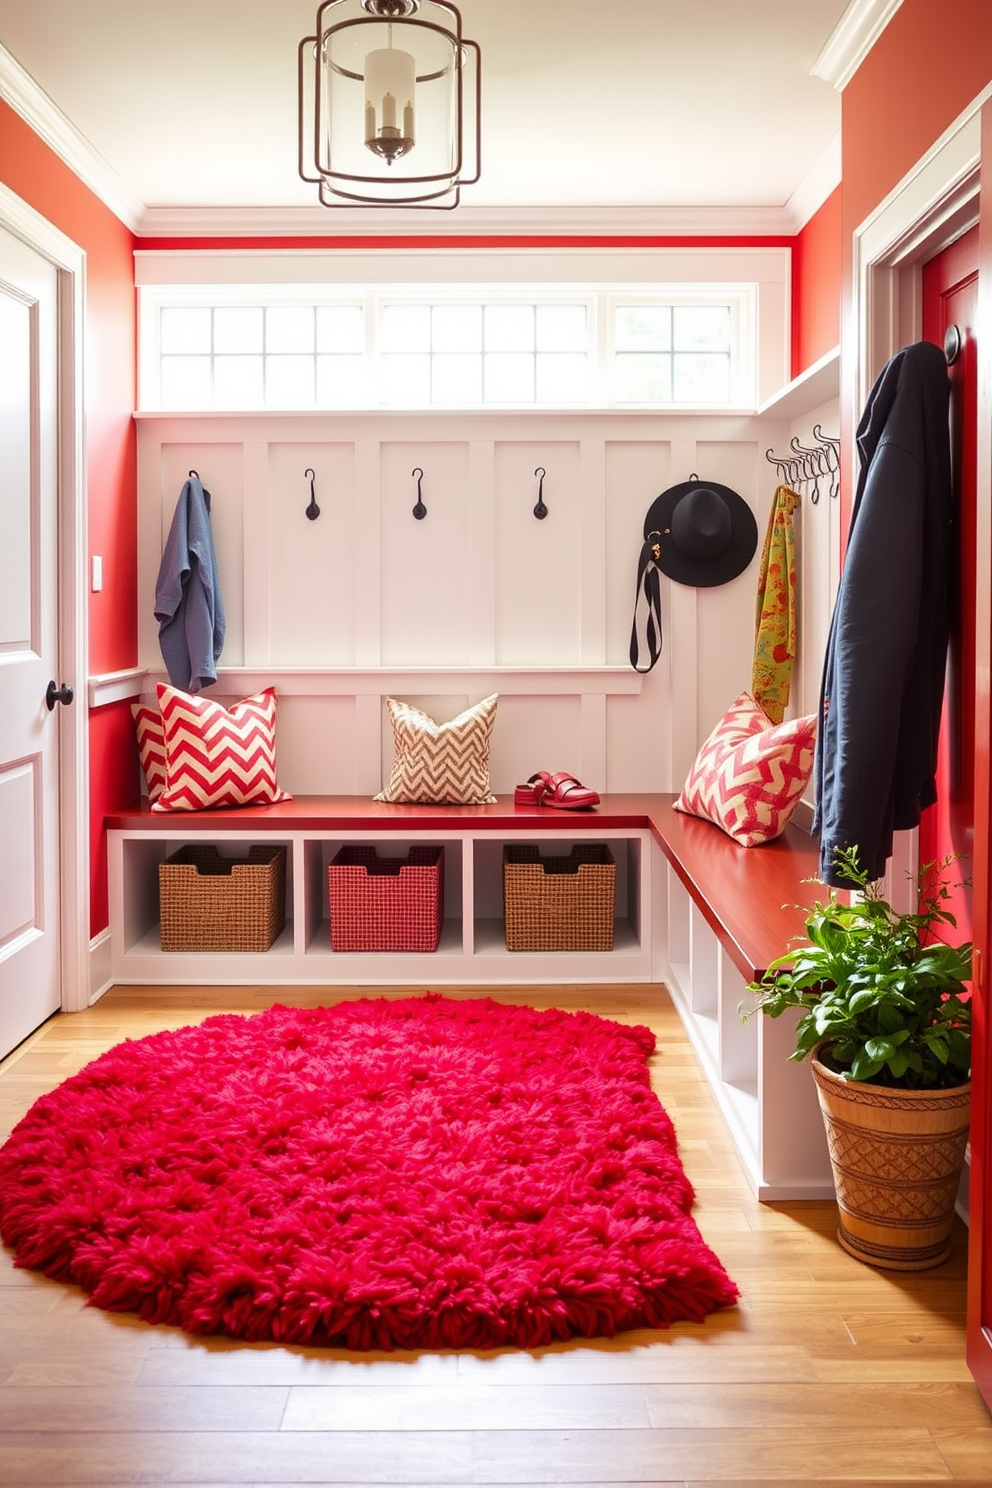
top-left (134, 201), bottom-right (804, 240)
top-left (811, 0), bottom-right (904, 90)
top-left (784, 132), bottom-right (842, 231)
top-left (1, 34), bottom-right (837, 245)
top-left (0, 42), bottom-right (144, 231)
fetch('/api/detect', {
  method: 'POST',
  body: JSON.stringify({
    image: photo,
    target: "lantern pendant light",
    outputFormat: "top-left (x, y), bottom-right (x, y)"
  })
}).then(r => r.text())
top-left (364, 32), bottom-right (416, 162)
top-left (299, 0), bottom-right (481, 209)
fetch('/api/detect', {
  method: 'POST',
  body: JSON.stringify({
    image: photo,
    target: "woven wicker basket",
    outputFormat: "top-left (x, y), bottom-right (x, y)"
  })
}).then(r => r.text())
top-left (328, 845), bottom-right (444, 952)
top-left (503, 844), bottom-right (616, 951)
top-left (159, 844), bottom-right (286, 953)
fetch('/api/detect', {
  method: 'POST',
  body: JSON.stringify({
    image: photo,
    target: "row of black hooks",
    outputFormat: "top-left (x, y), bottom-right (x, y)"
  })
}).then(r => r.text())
top-left (765, 425), bottom-right (840, 504)
top-left (301, 465), bottom-right (552, 521)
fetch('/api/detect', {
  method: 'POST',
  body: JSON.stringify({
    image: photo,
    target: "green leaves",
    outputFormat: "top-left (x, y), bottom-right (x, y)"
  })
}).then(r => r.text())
top-left (740, 847), bottom-right (972, 1090)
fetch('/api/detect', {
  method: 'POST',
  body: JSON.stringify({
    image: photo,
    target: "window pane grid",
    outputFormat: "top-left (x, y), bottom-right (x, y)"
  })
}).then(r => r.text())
top-left (152, 292), bottom-right (750, 409)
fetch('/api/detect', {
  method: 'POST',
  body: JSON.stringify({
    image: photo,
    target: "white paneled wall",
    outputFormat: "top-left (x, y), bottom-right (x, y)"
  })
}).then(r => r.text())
top-left (132, 396), bottom-right (838, 799)
top-left (266, 441), bottom-right (357, 666)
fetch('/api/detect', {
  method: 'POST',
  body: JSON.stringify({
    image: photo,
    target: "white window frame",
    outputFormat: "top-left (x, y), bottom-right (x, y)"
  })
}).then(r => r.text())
top-left (135, 247), bottom-right (790, 411)
top-left (605, 287), bottom-right (753, 408)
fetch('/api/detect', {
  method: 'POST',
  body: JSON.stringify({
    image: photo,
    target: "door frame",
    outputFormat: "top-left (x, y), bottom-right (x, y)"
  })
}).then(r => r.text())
top-left (0, 182), bottom-right (88, 1016)
top-left (851, 101), bottom-right (985, 911)
top-left (851, 87), bottom-right (992, 1407)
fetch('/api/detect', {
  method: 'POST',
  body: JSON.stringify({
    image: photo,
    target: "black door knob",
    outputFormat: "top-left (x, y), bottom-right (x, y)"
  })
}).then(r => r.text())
top-left (46, 680), bottom-right (75, 711)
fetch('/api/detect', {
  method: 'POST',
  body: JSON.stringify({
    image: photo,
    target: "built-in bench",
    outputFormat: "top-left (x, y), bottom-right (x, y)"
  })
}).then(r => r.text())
top-left (643, 797), bottom-right (832, 1200)
top-left (105, 790), bottom-right (832, 1200)
top-left (105, 790), bottom-right (823, 982)
top-left (646, 794), bottom-right (825, 981)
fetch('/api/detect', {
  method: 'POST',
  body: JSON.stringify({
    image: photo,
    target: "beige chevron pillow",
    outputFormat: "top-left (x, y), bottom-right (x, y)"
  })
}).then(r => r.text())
top-left (375, 694), bottom-right (499, 805)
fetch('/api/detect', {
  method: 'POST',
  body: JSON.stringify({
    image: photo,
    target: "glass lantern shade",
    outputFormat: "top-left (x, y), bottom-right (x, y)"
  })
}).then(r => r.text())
top-left (299, 0), bottom-right (480, 208)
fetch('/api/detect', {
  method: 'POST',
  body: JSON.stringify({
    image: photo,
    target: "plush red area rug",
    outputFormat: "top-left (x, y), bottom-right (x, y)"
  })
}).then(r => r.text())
top-left (0, 995), bottom-right (737, 1350)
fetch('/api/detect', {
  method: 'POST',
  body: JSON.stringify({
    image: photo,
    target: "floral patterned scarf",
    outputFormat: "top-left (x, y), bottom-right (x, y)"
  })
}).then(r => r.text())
top-left (751, 485), bottom-right (801, 723)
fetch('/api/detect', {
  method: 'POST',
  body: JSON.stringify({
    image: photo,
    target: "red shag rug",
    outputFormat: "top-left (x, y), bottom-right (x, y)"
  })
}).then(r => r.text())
top-left (0, 995), bottom-right (737, 1350)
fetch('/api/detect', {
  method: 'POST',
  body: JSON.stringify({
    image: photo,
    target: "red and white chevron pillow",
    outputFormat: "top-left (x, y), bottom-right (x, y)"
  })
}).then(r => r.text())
top-left (675, 691), bottom-right (816, 847)
top-left (152, 684), bottom-right (291, 812)
top-left (132, 701), bottom-right (168, 802)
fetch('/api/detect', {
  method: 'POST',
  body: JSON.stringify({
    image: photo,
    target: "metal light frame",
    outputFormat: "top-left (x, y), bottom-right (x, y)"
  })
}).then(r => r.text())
top-left (299, 0), bottom-right (481, 209)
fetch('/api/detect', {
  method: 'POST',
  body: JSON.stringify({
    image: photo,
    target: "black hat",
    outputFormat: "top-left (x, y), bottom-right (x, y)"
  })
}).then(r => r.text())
top-left (644, 478), bottom-right (758, 588)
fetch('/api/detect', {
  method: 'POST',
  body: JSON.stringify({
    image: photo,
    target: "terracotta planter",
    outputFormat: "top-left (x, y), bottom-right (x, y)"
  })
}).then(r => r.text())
top-left (811, 1052), bottom-right (971, 1271)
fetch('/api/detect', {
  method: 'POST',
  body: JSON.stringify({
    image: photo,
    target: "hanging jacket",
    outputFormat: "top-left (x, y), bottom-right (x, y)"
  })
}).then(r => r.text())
top-left (154, 474), bottom-right (226, 693)
top-left (812, 341), bottom-right (952, 887)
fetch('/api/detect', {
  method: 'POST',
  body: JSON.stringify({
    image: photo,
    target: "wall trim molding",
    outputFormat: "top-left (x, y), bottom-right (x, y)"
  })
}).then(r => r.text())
top-left (812, 0), bottom-right (905, 91)
top-left (853, 100), bottom-right (987, 414)
top-left (88, 928), bottom-right (113, 1006)
top-left (135, 200), bottom-right (824, 240)
top-left (89, 666), bottom-right (645, 710)
top-left (0, 42), bottom-right (143, 231)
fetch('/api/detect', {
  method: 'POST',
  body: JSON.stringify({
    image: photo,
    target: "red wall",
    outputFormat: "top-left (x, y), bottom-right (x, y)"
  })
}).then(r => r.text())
top-left (0, 98), bottom-right (139, 934)
top-left (843, 0), bottom-right (992, 242)
top-left (792, 187), bottom-right (841, 376)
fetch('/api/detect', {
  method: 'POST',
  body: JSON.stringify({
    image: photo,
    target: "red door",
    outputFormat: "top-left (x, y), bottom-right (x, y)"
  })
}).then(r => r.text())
top-left (921, 230), bottom-right (977, 946)
top-left (923, 225), bottom-right (992, 1410)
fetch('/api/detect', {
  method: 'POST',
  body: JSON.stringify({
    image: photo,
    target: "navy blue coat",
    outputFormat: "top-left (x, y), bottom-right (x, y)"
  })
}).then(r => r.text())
top-left (812, 341), bottom-right (953, 887)
top-left (154, 475), bottom-right (226, 694)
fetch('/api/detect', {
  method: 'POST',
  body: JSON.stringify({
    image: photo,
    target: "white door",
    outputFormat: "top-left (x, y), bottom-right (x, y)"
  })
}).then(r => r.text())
top-left (0, 224), bottom-right (63, 1058)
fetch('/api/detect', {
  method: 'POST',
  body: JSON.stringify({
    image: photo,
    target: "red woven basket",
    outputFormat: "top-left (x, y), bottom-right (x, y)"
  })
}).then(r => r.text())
top-left (328, 846), bottom-right (445, 952)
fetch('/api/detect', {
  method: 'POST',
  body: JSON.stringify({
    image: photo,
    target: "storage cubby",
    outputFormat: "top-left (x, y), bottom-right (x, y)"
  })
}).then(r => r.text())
top-left (651, 797), bottom-right (834, 1201)
top-left (106, 813), bottom-right (654, 987)
top-left (300, 836), bottom-right (465, 959)
top-left (470, 833), bottom-right (644, 960)
top-left (113, 833), bottom-right (297, 963)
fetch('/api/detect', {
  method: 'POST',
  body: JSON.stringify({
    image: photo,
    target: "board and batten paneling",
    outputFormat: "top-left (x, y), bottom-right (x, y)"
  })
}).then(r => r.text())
top-left (134, 408), bottom-right (838, 799)
top-left (493, 440), bottom-right (584, 667)
top-left (266, 441), bottom-right (357, 667)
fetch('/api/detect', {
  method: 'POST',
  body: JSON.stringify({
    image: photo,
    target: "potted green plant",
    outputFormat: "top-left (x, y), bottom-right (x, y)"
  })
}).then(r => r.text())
top-left (742, 845), bottom-right (972, 1271)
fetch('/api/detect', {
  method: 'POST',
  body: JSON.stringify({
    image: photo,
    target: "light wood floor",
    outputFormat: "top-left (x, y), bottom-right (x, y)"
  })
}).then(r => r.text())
top-left (1, 981), bottom-right (991, 1488)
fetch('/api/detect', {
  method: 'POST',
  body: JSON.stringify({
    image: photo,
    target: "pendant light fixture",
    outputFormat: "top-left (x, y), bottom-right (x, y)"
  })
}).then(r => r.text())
top-left (299, 0), bottom-right (481, 209)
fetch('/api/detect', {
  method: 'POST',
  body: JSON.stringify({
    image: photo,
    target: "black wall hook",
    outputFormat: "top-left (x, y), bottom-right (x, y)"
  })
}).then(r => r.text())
top-left (412, 467), bottom-right (427, 520)
top-left (533, 467), bottom-right (548, 520)
top-left (304, 467), bottom-right (320, 521)
top-left (188, 469), bottom-right (199, 478)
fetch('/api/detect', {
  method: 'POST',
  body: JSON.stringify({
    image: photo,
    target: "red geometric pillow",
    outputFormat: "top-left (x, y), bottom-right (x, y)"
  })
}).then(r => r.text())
top-left (675, 691), bottom-right (816, 847)
top-left (131, 701), bottom-right (167, 803)
top-left (152, 684), bottom-right (291, 813)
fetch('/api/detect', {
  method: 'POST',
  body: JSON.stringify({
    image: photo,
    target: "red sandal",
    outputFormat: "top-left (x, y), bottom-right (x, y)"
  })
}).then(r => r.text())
top-left (513, 774), bottom-right (548, 806)
top-left (540, 771), bottom-right (600, 809)
top-left (514, 770), bottom-right (600, 810)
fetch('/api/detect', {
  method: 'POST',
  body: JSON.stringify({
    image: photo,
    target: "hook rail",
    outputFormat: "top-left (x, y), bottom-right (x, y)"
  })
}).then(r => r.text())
top-left (765, 426), bottom-right (840, 504)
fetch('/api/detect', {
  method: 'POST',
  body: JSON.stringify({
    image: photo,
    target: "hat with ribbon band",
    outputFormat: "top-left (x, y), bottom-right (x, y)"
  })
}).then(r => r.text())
top-left (629, 477), bottom-right (758, 673)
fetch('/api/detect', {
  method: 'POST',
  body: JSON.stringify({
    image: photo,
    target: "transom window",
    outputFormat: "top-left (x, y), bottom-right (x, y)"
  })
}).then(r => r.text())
top-left (613, 304), bottom-right (732, 404)
top-left (140, 285), bottom-right (755, 411)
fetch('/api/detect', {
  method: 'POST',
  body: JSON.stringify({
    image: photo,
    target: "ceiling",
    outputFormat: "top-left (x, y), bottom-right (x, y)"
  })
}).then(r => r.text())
top-left (0, 0), bottom-right (881, 235)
